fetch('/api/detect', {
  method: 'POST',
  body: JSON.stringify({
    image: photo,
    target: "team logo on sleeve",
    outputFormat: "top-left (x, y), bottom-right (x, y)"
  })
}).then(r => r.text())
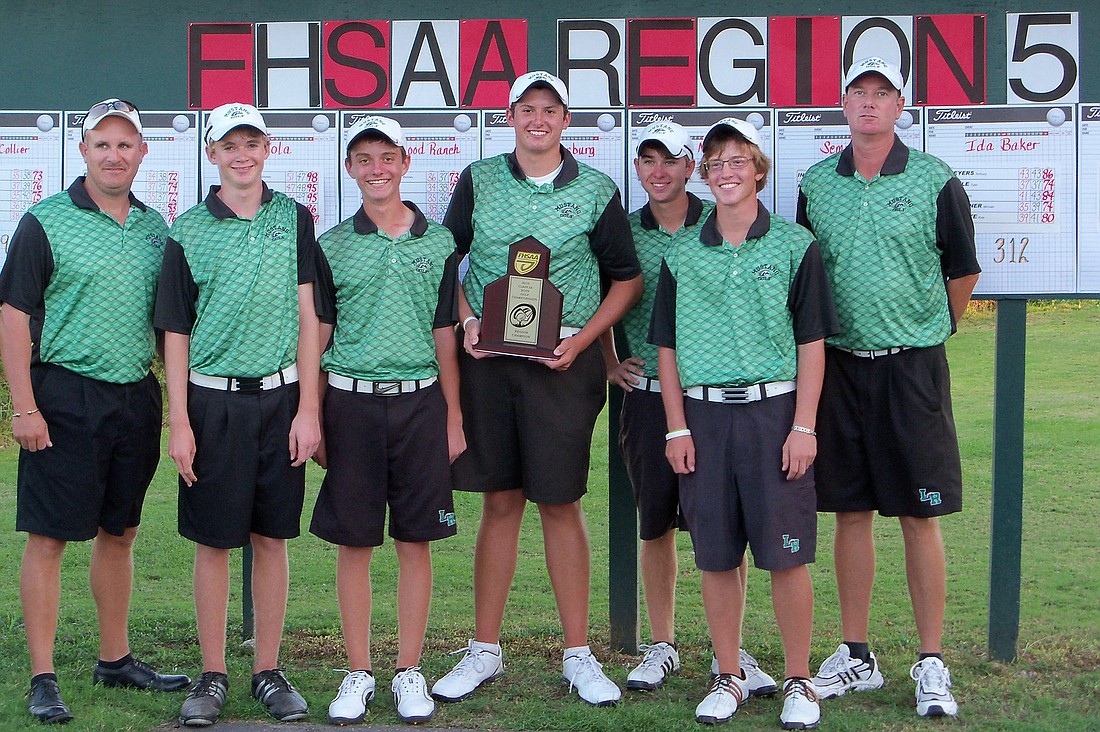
top-left (513, 251), bottom-right (541, 275)
top-left (555, 202), bottom-right (581, 219)
top-left (752, 263), bottom-right (777, 281)
top-left (887, 195), bottom-right (914, 212)
top-left (412, 255), bottom-right (433, 273)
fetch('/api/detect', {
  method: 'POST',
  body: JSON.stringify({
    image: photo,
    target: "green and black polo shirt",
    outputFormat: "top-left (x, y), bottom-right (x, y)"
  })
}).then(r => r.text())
top-left (444, 147), bottom-right (639, 327)
top-left (650, 202), bottom-right (838, 388)
top-left (797, 134), bottom-right (980, 350)
top-left (623, 193), bottom-right (713, 378)
top-left (316, 201), bottom-right (458, 381)
top-left (154, 184), bottom-right (323, 378)
top-left (0, 178), bottom-right (166, 383)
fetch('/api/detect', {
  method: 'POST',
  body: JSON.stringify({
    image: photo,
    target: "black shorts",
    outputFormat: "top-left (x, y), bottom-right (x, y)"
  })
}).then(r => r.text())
top-left (178, 382), bottom-right (306, 548)
top-left (452, 336), bottom-right (606, 504)
top-left (679, 391), bottom-right (817, 572)
top-left (815, 345), bottom-right (963, 517)
top-left (310, 383), bottom-right (457, 547)
top-left (619, 388), bottom-right (682, 540)
top-left (16, 364), bottom-right (161, 542)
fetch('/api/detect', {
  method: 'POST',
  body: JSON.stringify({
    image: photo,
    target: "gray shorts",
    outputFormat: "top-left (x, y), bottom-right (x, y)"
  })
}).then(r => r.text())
top-left (679, 391), bottom-right (817, 572)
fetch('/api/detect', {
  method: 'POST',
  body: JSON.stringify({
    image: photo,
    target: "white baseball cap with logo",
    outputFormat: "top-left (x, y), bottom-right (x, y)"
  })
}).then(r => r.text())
top-left (844, 57), bottom-right (904, 92)
top-left (345, 115), bottom-right (406, 154)
top-left (509, 71), bottom-right (569, 107)
top-left (81, 99), bottom-right (142, 140)
top-left (636, 121), bottom-right (693, 160)
top-left (704, 117), bottom-right (763, 150)
top-left (204, 102), bottom-right (269, 145)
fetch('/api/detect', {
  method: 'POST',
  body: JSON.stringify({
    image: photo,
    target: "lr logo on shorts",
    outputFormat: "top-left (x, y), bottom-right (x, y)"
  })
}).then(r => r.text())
top-left (782, 534), bottom-right (800, 553)
top-left (438, 510), bottom-right (456, 527)
top-left (919, 489), bottom-right (943, 506)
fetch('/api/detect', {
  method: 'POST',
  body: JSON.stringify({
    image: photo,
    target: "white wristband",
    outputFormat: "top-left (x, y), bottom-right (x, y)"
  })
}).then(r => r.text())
top-left (665, 428), bottom-right (692, 441)
top-left (462, 316), bottom-right (479, 330)
top-left (790, 425), bottom-right (817, 436)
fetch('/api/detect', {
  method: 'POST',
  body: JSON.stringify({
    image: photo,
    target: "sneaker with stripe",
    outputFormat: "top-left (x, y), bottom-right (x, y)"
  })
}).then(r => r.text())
top-left (910, 657), bottom-right (958, 718)
top-left (626, 642), bottom-right (680, 691)
top-left (811, 643), bottom-right (884, 699)
top-left (695, 672), bottom-right (749, 725)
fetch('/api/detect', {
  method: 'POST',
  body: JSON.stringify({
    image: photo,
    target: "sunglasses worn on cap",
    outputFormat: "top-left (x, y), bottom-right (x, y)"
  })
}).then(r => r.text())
top-left (83, 100), bottom-right (141, 138)
top-left (88, 99), bottom-right (139, 117)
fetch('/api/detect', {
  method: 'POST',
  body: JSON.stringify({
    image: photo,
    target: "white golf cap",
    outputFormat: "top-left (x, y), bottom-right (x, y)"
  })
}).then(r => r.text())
top-left (346, 115), bottom-right (406, 154)
top-left (844, 57), bottom-right (904, 92)
top-left (509, 71), bottom-right (569, 106)
top-left (636, 121), bottom-right (693, 160)
top-left (704, 117), bottom-right (762, 150)
top-left (204, 102), bottom-right (268, 144)
top-left (82, 99), bottom-right (142, 139)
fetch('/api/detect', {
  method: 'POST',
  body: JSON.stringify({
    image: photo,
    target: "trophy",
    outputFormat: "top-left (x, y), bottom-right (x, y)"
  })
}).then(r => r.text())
top-left (474, 237), bottom-right (563, 360)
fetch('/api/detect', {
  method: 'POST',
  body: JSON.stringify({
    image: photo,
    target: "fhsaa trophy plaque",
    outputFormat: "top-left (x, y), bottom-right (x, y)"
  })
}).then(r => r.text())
top-left (474, 237), bottom-right (563, 360)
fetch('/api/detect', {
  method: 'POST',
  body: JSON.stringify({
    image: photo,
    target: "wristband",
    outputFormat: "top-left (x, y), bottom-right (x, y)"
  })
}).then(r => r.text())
top-left (462, 316), bottom-right (479, 330)
top-left (665, 428), bottom-right (692, 441)
top-left (12, 408), bottom-right (39, 419)
top-left (790, 425), bottom-right (817, 436)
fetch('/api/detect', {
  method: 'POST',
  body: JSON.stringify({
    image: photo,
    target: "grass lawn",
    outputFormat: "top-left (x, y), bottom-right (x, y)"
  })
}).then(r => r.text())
top-left (0, 302), bottom-right (1097, 731)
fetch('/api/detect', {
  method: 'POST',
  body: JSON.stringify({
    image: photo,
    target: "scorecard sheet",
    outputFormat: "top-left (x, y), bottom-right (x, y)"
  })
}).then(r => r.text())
top-left (0, 112), bottom-right (62, 268)
top-left (1076, 104), bottom-right (1100, 293)
top-left (926, 106), bottom-right (1076, 295)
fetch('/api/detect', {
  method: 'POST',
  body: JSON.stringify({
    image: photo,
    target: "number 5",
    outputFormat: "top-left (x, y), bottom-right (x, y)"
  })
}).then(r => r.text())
top-left (1008, 13), bottom-right (1078, 103)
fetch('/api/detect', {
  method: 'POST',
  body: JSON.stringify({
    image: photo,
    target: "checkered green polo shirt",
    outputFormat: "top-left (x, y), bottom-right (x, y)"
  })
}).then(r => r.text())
top-left (624, 194), bottom-right (713, 378)
top-left (650, 203), bottom-right (837, 388)
top-left (318, 202), bottom-right (458, 381)
top-left (798, 135), bottom-right (979, 350)
top-left (161, 187), bottom-right (307, 378)
top-left (445, 149), bottom-right (639, 327)
top-left (0, 179), bottom-right (166, 383)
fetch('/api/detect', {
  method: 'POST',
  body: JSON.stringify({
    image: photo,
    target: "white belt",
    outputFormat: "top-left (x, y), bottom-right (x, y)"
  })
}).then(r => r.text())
top-left (833, 346), bottom-right (912, 359)
top-left (560, 326), bottom-right (581, 338)
top-left (636, 376), bottom-right (662, 393)
top-left (685, 380), bottom-right (796, 404)
top-left (189, 365), bottom-right (299, 393)
top-left (328, 372), bottom-right (437, 395)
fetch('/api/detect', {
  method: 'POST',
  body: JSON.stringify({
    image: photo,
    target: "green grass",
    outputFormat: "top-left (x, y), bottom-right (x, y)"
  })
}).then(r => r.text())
top-left (0, 302), bottom-right (1098, 730)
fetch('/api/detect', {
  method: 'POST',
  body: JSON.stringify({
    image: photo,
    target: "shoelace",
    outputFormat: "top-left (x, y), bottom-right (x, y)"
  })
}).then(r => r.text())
top-left (739, 650), bottom-right (760, 671)
top-left (128, 658), bottom-right (156, 676)
top-left (191, 673), bottom-right (226, 697)
top-left (333, 669), bottom-right (370, 695)
top-left (817, 649), bottom-right (854, 677)
top-left (565, 653), bottom-right (606, 694)
top-left (784, 678), bottom-right (819, 702)
top-left (256, 669), bottom-right (294, 697)
top-left (636, 644), bottom-right (668, 669)
top-left (912, 661), bottom-right (952, 693)
top-left (447, 647), bottom-right (492, 678)
top-left (395, 667), bottom-right (427, 694)
top-left (708, 673), bottom-right (746, 704)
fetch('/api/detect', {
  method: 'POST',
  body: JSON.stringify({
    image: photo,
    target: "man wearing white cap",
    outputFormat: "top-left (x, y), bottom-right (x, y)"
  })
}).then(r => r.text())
top-left (431, 71), bottom-right (641, 707)
top-left (156, 102), bottom-right (325, 726)
top-left (0, 98), bottom-right (190, 724)
top-left (310, 115), bottom-right (464, 725)
top-left (604, 120), bottom-right (778, 699)
top-left (652, 117), bottom-right (836, 728)
top-left (797, 57), bottom-right (979, 718)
